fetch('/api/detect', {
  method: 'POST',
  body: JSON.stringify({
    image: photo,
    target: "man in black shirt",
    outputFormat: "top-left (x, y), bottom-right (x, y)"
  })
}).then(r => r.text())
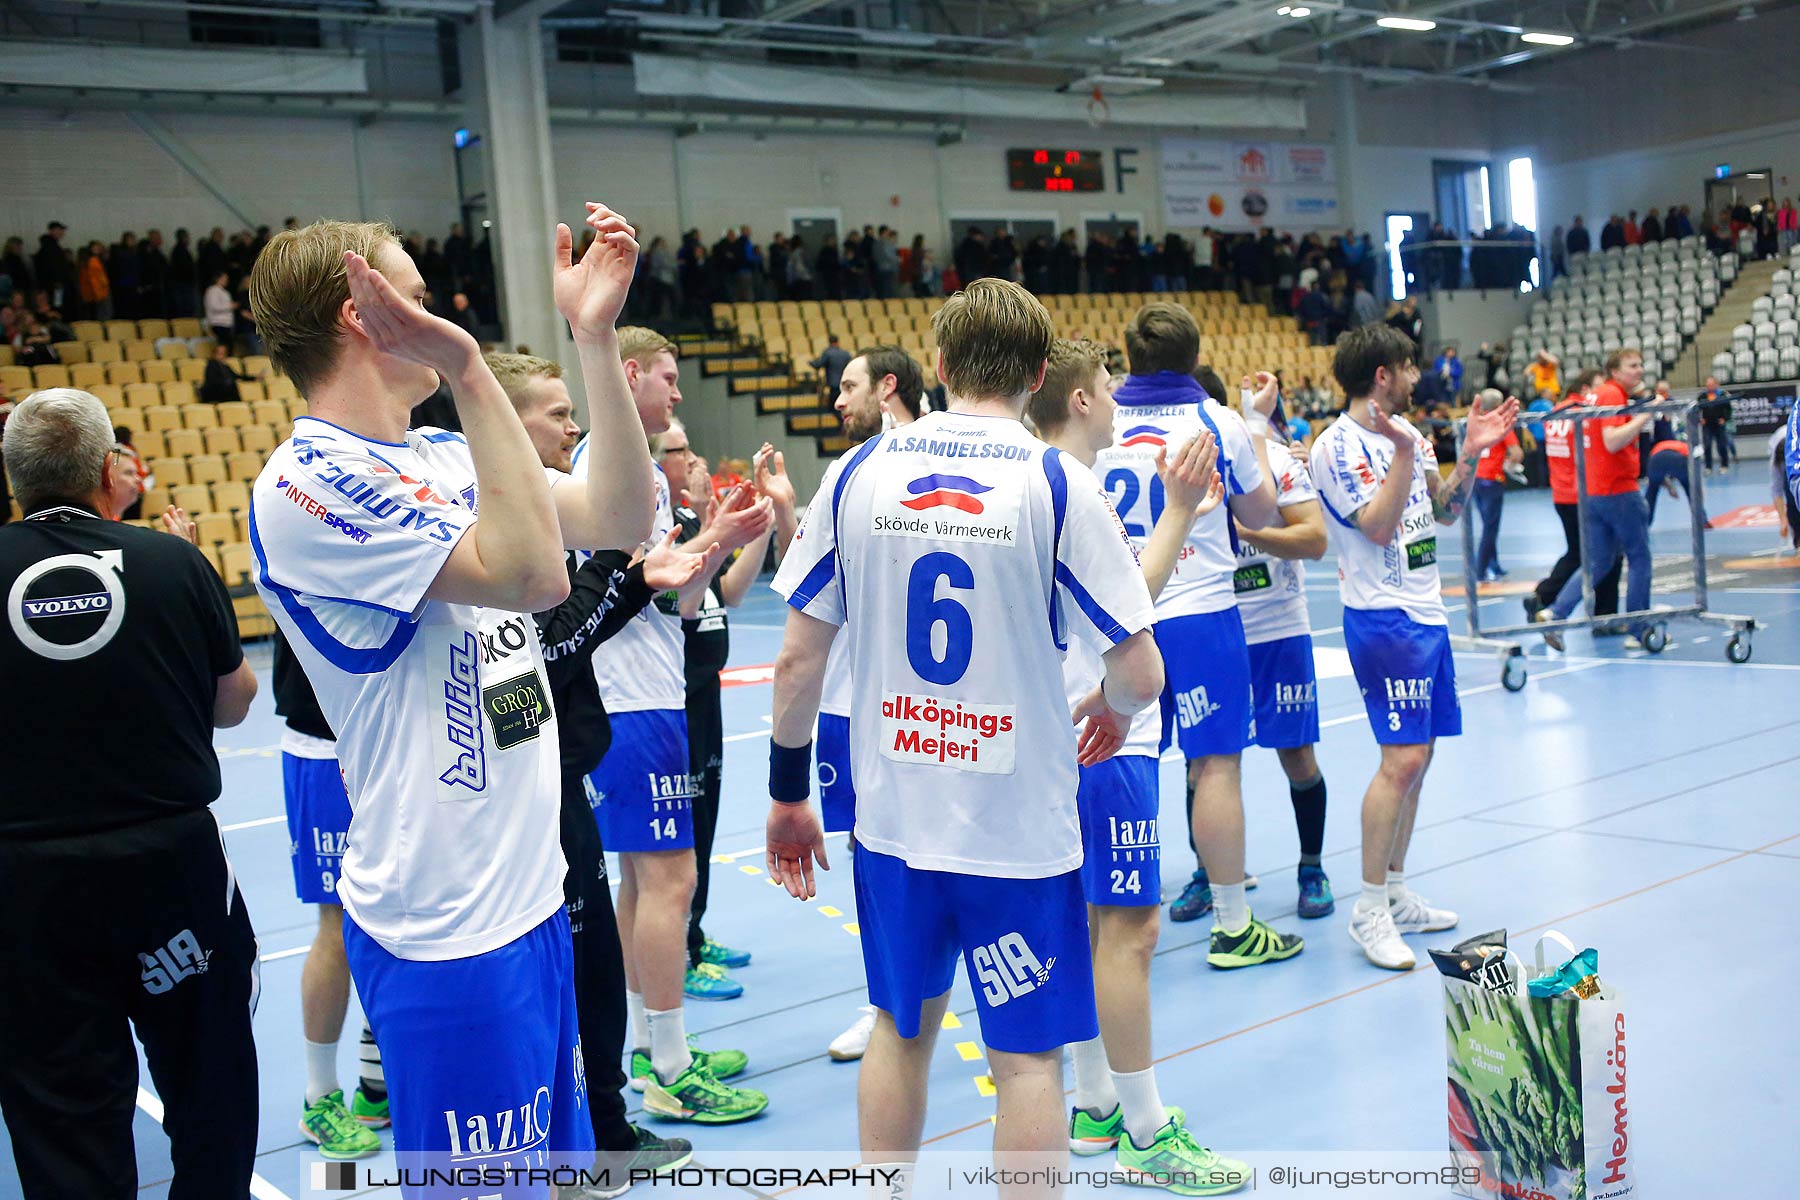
top-left (1697, 375), bottom-right (1733, 473)
top-left (0, 388), bottom-right (260, 1199)
top-left (488, 353), bottom-right (711, 1183)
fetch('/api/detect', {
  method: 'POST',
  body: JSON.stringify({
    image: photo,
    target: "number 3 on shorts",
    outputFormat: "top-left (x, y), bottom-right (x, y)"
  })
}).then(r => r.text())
top-left (1388, 711), bottom-right (1402, 732)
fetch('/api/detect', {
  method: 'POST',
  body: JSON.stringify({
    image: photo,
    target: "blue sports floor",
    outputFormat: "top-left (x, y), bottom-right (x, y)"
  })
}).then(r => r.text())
top-left (4, 469), bottom-right (1797, 1198)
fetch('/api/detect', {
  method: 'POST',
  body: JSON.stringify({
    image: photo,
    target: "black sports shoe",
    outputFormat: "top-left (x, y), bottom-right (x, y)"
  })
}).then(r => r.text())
top-left (1521, 593), bottom-right (1544, 621)
top-left (567, 1126), bottom-right (694, 1198)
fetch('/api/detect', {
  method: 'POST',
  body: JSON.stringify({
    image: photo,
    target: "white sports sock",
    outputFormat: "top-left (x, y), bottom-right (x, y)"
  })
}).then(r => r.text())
top-left (1112, 1066), bottom-right (1166, 1147)
top-left (357, 1023), bottom-right (386, 1098)
top-left (304, 1038), bottom-right (339, 1107)
top-left (1387, 871), bottom-right (1408, 902)
top-left (627, 990), bottom-right (650, 1053)
top-left (647, 1006), bottom-right (693, 1083)
top-left (1069, 1037), bottom-right (1118, 1115)
top-left (1358, 878), bottom-right (1389, 914)
top-left (1211, 881), bottom-right (1249, 935)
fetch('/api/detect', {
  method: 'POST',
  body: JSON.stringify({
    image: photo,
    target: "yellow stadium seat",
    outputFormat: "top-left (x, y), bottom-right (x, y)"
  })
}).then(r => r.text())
top-left (140, 360), bottom-right (175, 384)
top-left (266, 377), bottom-right (299, 403)
top-left (69, 321), bottom-right (104, 343)
top-left (124, 383), bottom-right (161, 409)
top-left (182, 405), bottom-right (219, 430)
top-left (215, 401), bottom-right (251, 428)
top-left (32, 365), bottom-right (71, 389)
top-left (171, 484), bottom-right (211, 513)
top-left (103, 321), bottom-right (138, 342)
top-left (137, 320), bottom-right (171, 341)
top-left (203, 427), bottom-right (241, 455)
top-left (141, 486), bottom-right (172, 516)
top-left (251, 400), bottom-right (287, 428)
top-left (148, 457), bottom-right (188, 487)
top-left (210, 481), bottom-right (250, 513)
top-left (241, 356), bottom-right (272, 377)
top-left (175, 359), bottom-right (206, 384)
top-left (237, 380), bottom-right (266, 404)
top-left (0, 365), bottom-right (30, 393)
top-left (86, 340), bottom-right (121, 364)
top-left (171, 318), bottom-right (203, 339)
top-left (195, 513), bottom-right (234, 547)
top-left (239, 426), bottom-right (276, 456)
top-left (226, 451), bottom-right (264, 482)
top-left (70, 363), bottom-right (108, 390)
top-left (218, 542), bottom-right (255, 587)
top-left (161, 381), bottom-right (196, 406)
top-left (132, 430), bottom-right (165, 459)
top-left (156, 341), bottom-right (192, 360)
top-left (106, 362), bottom-right (143, 386)
top-left (124, 340), bottom-right (157, 362)
top-left (162, 426), bottom-right (202, 456)
top-left (53, 342), bottom-right (87, 365)
top-left (187, 456), bottom-right (226, 486)
top-left (285, 397), bottom-right (306, 422)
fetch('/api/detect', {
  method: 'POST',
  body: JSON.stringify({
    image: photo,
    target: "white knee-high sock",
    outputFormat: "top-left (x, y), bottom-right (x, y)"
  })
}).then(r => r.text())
top-left (627, 989), bottom-right (650, 1052)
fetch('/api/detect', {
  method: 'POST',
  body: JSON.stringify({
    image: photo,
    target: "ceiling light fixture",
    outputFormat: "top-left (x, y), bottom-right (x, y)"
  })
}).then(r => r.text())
top-left (1376, 15), bottom-right (1438, 30)
top-left (1520, 31), bottom-right (1575, 44)
top-left (1288, 7), bottom-right (1312, 15)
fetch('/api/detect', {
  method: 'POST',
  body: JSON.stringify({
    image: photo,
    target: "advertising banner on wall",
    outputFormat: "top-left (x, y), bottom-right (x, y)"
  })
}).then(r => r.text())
top-left (1162, 138), bottom-right (1340, 230)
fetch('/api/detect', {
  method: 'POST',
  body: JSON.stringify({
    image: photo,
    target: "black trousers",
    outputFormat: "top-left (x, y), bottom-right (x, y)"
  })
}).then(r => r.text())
top-left (685, 680), bottom-right (725, 965)
top-left (0, 809), bottom-right (259, 1200)
top-left (1701, 424), bottom-right (1732, 470)
top-left (559, 773), bottom-right (635, 1153)
top-left (1536, 500), bottom-right (1620, 615)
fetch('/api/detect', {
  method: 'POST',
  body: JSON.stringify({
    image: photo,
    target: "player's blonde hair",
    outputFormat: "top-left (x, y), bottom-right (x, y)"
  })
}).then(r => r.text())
top-left (247, 219), bottom-right (396, 398)
top-left (618, 327), bottom-right (677, 370)
top-left (1027, 339), bottom-right (1110, 435)
top-left (483, 352), bottom-right (563, 409)
top-left (930, 278), bottom-right (1055, 401)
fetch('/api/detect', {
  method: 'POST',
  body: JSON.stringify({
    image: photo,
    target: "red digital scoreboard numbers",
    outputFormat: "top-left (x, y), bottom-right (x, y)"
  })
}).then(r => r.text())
top-left (1006, 148), bottom-right (1104, 193)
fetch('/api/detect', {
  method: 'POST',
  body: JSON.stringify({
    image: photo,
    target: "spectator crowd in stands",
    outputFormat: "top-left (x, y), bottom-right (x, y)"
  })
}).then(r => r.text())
top-left (2, 219), bottom-right (502, 359)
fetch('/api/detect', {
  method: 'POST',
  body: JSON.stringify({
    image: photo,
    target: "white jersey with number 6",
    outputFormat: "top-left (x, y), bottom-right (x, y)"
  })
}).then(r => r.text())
top-left (772, 410), bottom-right (1154, 879)
top-left (1309, 412), bottom-right (1448, 625)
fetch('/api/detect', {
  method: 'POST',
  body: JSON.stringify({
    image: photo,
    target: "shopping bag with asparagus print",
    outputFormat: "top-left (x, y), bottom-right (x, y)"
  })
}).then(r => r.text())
top-left (1439, 930), bottom-right (1636, 1200)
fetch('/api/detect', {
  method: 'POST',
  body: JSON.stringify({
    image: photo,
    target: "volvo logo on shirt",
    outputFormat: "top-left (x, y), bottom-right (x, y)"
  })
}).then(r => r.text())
top-left (7, 548), bottom-right (127, 661)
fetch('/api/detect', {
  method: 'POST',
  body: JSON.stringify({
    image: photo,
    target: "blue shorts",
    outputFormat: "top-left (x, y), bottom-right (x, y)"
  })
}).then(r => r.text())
top-left (588, 709), bottom-right (695, 853)
top-left (283, 752), bottom-right (351, 905)
top-left (1248, 634), bottom-right (1322, 750)
top-left (817, 713), bottom-right (856, 834)
top-left (344, 909), bottom-right (593, 1197)
top-left (1154, 608), bottom-right (1254, 760)
top-left (1075, 755), bottom-right (1162, 907)
top-left (1344, 608), bottom-right (1462, 745)
top-left (852, 842), bottom-right (1096, 1054)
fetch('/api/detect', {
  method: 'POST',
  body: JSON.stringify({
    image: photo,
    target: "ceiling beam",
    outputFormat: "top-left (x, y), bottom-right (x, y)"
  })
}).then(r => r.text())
top-left (1448, 0), bottom-right (1751, 73)
top-left (1273, 0), bottom-right (1497, 56)
top-left (721, 0), bottom-right (850, 41)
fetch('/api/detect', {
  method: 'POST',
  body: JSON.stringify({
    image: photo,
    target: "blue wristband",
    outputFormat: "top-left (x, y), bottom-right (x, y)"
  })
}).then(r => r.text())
top-left (769, 740), bottom-right (813, 804)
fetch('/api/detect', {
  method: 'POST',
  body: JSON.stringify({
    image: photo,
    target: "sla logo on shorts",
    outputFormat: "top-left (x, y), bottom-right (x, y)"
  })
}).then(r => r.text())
top-left (971, 932), bottom-right (1055, 1007)
top-left (139, 929), bottom-right (211, 995)
top-left (1174, 685), bottom-right (1221, 728)
top-left (874, 472), bottom-right (1021, 546)
top-left (880, 692), bottom-right (1016, 774)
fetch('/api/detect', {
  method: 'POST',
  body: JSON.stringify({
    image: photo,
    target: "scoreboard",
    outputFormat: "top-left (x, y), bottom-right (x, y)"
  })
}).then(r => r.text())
top-left (1006, 148), bottom-right (1104, 193)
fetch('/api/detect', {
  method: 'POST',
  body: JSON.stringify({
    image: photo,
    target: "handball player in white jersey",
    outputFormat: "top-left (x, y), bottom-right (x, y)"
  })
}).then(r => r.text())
top-left (1309, 325), bottom-right (1518, 970)
top-left (765, 280), bottom-right (1165, 1188)
top-left (247, 206), bottom-right (655, 1193)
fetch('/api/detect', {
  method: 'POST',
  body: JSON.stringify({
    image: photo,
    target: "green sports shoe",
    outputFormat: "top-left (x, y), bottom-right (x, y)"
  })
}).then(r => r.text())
top-left (1116, 1113), bottom-right (1250, 1196)
top-left (683, 961), bottom-right (743, 1000)
top-left (1069, 1104), bottom-right (1187, 1156)
top-left (698, 938), bottom-right (751, 968)
top-left (1206, 912), bottom-right (1304, 969)
top-left (350, 1086), bottom-right (390, 1129)
top-left (640, 1059), bottom-right (768, 1124)
top-left (629, 1040), bottom-right (748, 1092)
top-left (300, 1090), bottom-right (382, 1160)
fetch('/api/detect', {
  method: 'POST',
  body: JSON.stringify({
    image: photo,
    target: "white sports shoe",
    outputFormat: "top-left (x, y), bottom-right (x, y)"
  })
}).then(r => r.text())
top-left (829, 1006), bottom-right (878, 1061)
top-left (1348, 903), bottom-right (1416, 970)
top-left (1388, 889), bottom-right (1459, 934)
